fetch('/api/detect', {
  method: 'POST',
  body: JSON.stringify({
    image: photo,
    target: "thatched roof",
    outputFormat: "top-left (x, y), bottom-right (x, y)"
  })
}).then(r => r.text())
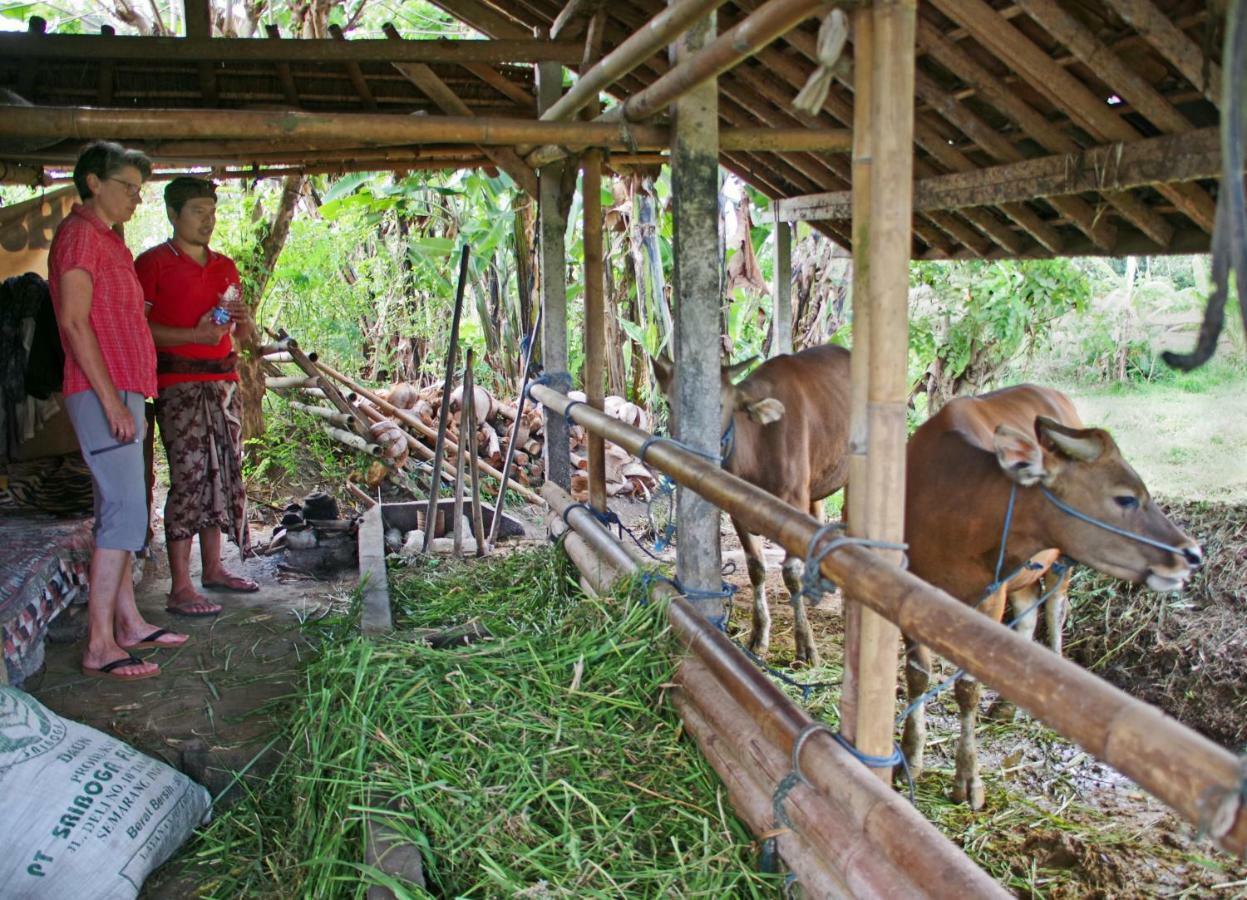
top-left (0, 0), bottom-right (1229, 259)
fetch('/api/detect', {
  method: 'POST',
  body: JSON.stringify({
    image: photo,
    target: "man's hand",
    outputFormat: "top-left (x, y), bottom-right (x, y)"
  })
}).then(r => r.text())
top-left (103, 395), bottom-right (136, 442)
top-left (191, 309), bottom-right (231, 345)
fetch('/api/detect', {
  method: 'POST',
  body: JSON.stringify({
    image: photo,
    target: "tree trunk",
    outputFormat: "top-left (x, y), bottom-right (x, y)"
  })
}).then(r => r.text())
top-left (603, 233), bottom-right (628, 396)
top-left (238, 174), bottom-right (305, 445)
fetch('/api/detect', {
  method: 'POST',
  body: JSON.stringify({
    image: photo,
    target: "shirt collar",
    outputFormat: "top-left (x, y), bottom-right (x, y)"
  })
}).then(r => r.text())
top-left (71, 203), bottom-right (117, 235)
top-left (165, 238), bottom-right (216, 262)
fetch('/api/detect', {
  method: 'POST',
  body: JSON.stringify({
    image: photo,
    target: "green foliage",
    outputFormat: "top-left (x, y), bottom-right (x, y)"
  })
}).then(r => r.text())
top-left (242, 395), bottom-right (352, 488)
top-left (910, 258), bottom-right (1090, 387)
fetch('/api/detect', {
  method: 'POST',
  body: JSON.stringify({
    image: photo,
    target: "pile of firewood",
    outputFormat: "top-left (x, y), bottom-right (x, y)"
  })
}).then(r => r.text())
top-left (263, 338), bottom-right (660, 504)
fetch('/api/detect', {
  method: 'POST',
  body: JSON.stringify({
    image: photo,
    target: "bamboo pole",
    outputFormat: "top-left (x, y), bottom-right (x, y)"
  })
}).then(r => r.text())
top-left (583, 149), bottom-right (607, 513)
top-left (345, 481), bottom-right (378, 508)
top-left (528, 382), bottom-right (1247, 856)
top-left (287, 399), bottom-right (352, 428)
top-left (517, 0), bottom-right (730, 152)
top-left (423, 246), bottom-right (470, 554)
top-left (281, 333), bottom-right (374, 435)
top-left (322, 425), bottom-right (382, 456)
top-left (315, 361), bottom-right (544, 506)
top-left (848, 0), bottom-right (916, 779)
top-left (266, 374), bottom-right (318, 390)
top-left (524, 0), bottom-right (839, 167)
top-left (544, 481), bottom-right (1003, 894)
top-left (0, 32), bottom-right (583, 64)
top-left (840, 3), bottom-right (873, 749)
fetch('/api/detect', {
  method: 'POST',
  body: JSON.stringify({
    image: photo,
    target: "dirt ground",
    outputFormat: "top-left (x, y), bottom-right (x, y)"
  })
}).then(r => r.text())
top-left (27, 520), bottom-right (351, 898)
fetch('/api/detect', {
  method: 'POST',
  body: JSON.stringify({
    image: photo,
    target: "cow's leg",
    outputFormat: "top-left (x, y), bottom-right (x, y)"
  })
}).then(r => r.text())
top-left (782, 554), bottom-right (821, 667)
top-left (1045, 566), bottom-right (1072, 656)
top-left (735, 520), bottom-right (771, 657)
top-left (951, 675), bottom-right (986, 809)
top-left (987, 583), bottom-right (1039, 722)
top-left (900, 638), bottom-right (931, 782)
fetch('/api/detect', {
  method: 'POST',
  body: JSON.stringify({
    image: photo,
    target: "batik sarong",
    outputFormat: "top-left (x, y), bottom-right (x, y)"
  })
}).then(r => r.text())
top-left (155, 379), bottom-right (248, 550)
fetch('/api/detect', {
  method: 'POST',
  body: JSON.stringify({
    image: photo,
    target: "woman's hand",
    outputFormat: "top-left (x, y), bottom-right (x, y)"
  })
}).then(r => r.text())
top-left (103, 394), bottom-right (136, 442)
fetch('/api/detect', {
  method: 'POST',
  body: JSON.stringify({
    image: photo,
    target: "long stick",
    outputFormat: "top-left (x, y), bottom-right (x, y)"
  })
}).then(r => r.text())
top-left (464, 359), bottom-right (487, 556)
top-left (452, 352), bottom-right (471, 556)
top-left (489, 309), bottom-right (543, 544)
top-left (423, 246), bottom-right (471, 552)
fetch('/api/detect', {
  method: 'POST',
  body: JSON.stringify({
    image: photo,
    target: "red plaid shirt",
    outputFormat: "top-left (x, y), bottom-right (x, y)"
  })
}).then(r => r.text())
top-left (48, 204), bottom-right (158, 398)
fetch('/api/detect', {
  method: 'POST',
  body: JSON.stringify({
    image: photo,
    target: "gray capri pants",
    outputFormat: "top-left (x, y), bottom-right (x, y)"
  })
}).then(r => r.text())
top-left (64, 390), bottom-right (149, 552)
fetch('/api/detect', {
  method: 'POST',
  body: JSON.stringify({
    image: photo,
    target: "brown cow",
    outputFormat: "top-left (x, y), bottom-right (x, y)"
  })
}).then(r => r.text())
top-left (901, 384), bottom-right (1201, 808)
top-left (653, 344), bottom-right (852, 665)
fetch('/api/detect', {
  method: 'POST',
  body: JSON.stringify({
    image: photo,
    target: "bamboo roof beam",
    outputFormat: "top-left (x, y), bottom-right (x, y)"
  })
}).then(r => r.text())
top-left (97, 25), bottom-right (116, 106)
top-left (930, 0), bottom-right (1214, 238)
top-left (1013, 0), bottom-right (1217, 234)
top-left (426, 0), bottom-right (534, 40)
top-left (774, 127), bottom-right (1224, 223)
top-left (1104, 0), bottom-right (1221, 106)
top-left (329, 23), bottom-right (377, 111)
top-left (550, 0), bottom-right (605, 39)
top-left (384, 24), bottom-right (537, 197)
top-left (461, 63), bottom-right (536, 109)
top-left (516, 0), bottom-right (731, 156)
top-left (525, 0), bottom-right (836, 167)
top-left (0, 32), bottom-right (584, 65)
top-left (263, 24), bottom-right (302, 107)
top-left (915, 16), bottom-right (1157, 250)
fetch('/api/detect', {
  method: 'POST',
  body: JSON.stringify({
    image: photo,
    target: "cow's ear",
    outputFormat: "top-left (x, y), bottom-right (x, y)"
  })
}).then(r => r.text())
top-left (1035, 417), bottom-right (1105, 462)
top-left (651, 354), bottom-right (673, 393)
top-left (743, 397), bottom-right (785, 425)
top-left (723, 356), bottom-right (757, 383)
top-left (993, 425), bottom-right (1047, 486)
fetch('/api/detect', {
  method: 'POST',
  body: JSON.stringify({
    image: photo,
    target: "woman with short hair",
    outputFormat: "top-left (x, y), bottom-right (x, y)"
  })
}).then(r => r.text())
top-left (50, 140), bottom-right (188, 681)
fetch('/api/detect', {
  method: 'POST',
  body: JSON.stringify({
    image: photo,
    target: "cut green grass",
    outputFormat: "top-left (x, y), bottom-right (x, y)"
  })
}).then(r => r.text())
top-left (175, 548), bottom-right (781, 898)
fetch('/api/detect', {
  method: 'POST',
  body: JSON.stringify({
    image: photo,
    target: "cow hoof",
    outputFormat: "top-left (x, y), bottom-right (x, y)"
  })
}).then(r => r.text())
top-left (986, 698), bottom-right (1017, 722)
top-left (951, 776), bottom-right (985, 810)
top-left (748, 635), bottom-right (770, 659)
top-left (895, 759), bottom-right (922, 784)
top-left (796, 647), bottom-right (822, 669)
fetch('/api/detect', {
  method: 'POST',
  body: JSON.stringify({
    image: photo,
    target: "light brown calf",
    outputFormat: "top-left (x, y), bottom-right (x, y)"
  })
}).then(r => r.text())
top-left (902, 384), bottom-right (1201, 808)
top-left (654, 345), bottom-right (852, 665)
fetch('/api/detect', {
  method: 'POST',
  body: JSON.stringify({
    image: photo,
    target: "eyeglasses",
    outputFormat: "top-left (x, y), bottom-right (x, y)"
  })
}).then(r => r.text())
top-left (108, 177), bottom-right (143, 199)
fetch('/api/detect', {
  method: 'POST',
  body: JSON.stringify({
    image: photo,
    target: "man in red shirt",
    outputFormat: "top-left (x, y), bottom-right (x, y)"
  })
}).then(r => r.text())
top-left (137, 177), bottom-right (258, 617)
top-left (51, 141), bottom-right (188, 682)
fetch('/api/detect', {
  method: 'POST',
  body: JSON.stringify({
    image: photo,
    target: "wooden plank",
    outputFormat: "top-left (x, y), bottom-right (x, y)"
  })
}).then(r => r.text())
top-left (426, 0), bottom-right (533, 39)
top-left (183, 0), bottom-right (211, 38)
top-left (358, 504), bottom-right (392, 635)
top-left (770, 211), bottom-right (792, 356)
top-left (0, 32), bottom-right (584, 64)
top-left (1104, 0), bottom-right (1221, 105)
top-left (930, 0), bottom-right (1214, 235)
top-left (583, 149), bottom-right (607, 512)
top-left (778, 126), bottom-right (1222, 221)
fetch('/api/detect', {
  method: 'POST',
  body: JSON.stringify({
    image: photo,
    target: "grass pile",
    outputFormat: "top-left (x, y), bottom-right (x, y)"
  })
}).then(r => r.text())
top-left (1064, 498), bottom-right (1247, 750)
top-left (177, 547), bottom-right (779, 897)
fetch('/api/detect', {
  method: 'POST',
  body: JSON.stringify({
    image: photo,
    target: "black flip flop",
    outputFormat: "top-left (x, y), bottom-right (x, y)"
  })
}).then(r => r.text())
top-left (82, 655), bottom-right (159, 682)
top-left (123, 628), bottom-right (189, 650)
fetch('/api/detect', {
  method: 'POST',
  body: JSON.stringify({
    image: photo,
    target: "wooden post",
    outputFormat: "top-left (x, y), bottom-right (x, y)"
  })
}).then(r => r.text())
top-left (770, 209), bottom-right (792, 356)
top-left (669, 3), bottom-right (724, 620)
top-left (452, 351), bottom-right (472, 556)
top-left (536, 60), bottom-right (573, 491)
top-left (847, 0), bottom-right (916, 777)
top-left (464, 356), bottom-right (487, 555)
top-left (183, 0), bottom-right (211, 39)
top-left (583, 149), bottom-right (608, 512)
top-left (840, 4), bottom-right (873, 750)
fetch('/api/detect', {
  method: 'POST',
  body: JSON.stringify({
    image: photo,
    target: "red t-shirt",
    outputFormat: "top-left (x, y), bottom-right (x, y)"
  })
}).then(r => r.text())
top-left (48, 204), bottom-right (158, 398)
top-left (135, 240), bottom-right (241, 389)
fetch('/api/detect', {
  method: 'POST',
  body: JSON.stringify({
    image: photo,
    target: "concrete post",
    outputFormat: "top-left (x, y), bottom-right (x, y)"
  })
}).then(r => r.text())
top-left (669, 7), bottom-right (724, 621)
top-left (536, 60), bottom-right (572, 491)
